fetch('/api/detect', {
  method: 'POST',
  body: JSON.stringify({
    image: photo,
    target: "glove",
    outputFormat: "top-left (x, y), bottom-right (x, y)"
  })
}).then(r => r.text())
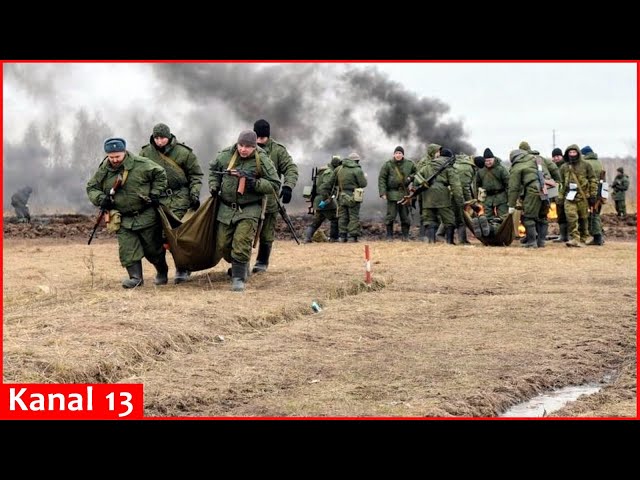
top-left (588, 196), bottom-right (596, 208)
top-left (508, 207), bottom-right (516, 214)
top-left (190, 194), bottom-right (200, 210)
top-left (319, 198), bottom-right (329, 209)
top-left (244, 176), bottom-right (256, 192)
top-left (149, 195), bottom-right (160, 208)
top-left (100, 196), bottom-right (115, 210)
top-left (279, 185), bottom-right (292, 204)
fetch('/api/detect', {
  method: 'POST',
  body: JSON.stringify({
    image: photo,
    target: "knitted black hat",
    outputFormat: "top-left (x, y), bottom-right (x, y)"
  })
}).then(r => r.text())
top-left (617, 167), bottom-right (624, 173)
top-left (581, 145), bottom-right (594, 155)
top-left (394, 146), bottom-right (404, 155)
top-left (551, 147), bottom-right (563, 157)
top-left (483, 148), bottom-right (494, 159)
top-left (440, 148), bottom-right (453, 158)
top-left (253, 119), bottom-right (270, 138)
top-left (474, 156), bottom-right (485, 169)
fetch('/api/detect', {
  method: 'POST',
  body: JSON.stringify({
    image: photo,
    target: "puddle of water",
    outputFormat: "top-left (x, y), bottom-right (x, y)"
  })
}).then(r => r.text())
top-left (499, 384), bottom-right (602, 418)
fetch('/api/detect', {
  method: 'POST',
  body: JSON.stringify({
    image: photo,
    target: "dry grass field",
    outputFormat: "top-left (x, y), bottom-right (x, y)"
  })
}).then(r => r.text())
top-left (2, 221), bottom-right (636, 418)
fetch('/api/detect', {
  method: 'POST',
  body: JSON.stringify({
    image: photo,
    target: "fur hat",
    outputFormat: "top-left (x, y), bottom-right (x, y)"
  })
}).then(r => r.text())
top-left (237, 130), bottom-right (257, 147)
top-left (483, 148), bottom-right (494, 159)
top-left (551, 147), bottom-right (563, 157)
top-left (394, 145), bottom-right (404, 155)
top-left (253, 119), bottom-right (270, 138)
top-left (104, 137), bottom-right (126, 153)
top-left (152, 123), bottom-right (171, 138)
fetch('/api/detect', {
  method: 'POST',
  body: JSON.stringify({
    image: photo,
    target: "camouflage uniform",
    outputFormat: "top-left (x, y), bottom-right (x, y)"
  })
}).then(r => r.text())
top-left (252, 137), bottom-right (298, 273)
top-left (581, 146), bottom-right (606, 245)
top-left (208, 138), bottom-right (281, 290)
top-left (415, 149), bottom-right (463, 244)
top-left (452, 154), bottom-right (477, 243)
top-left (550, 148), bottom-right (568, 242)
top-left (557, 144), bottom-right (597, 247)
top-left (324, 152), bottom-right (368, 242)
top-left (415, 143), bottom-right (441, 240)
top-left (507, 149), bottom-right (554, 248)
top-left (611, 168), bottom-right (630, 218)
top-left (378, 150), bottom-right (416, 241)
top-left (86, 150), bottom-right (168, 287)
top-left (139, 125), bottom-right (204, 283)
top-left (11, 186), bottom-right (32, 223)
top-left (476, 154), bottom-right (510, 226)
top-left (305, 156), bottom-right (341, 242)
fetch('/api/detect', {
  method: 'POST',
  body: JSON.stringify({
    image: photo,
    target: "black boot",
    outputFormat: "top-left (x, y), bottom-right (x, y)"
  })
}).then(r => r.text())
top-left (522, 221), bottom-right (538, 248)
top-left (471, 217), bottom-right (482, 237)
top-left (478, 215), bottom-right (491, 236)
top-left (329, 219), bottom-right (339, 242)
top-left (444, 226), bottom-right (455, 245)
top-left (231, 260), bottom-right (248, 292)
top-left (425, 226), bottom-right (437, 244)
top-left (386, 224), bottom-right (394, 242)
top-left (122, 261), bottom-right (143, 288)
top-left (401, 224), bottom-right (410, 242)
top-left (252, 242), bottom-right (272, 273)
top-left (349, 235), bottom-right (359, 243)
top-left (153, 256), bottom-right (169, 285)
top-left (536, 222), bottom-right (548, 248)
top-left (587, 234), bottom-right (604, 246)
top-left (553, 224), bottom-right (568, 242)
top-left (304, 226), bottom-right (316, 244)
top-left (174, 268), bottom-right (188, 284)
top-left (339, 233), bottom-right (348, 243)
top-left (419, 223), bottom-right (426, 242)
top-left (457, 224), bottom-right (470, 244)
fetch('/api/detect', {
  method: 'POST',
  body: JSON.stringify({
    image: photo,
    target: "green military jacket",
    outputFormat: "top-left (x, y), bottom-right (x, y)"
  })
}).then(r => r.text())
top-left (416, 156), bottom-right (463, 208)
top-left (507, 149), bottom-right (553, 208)
top-left (557, 144), bottom-right (597, 202)
top-left (139, 134), bottom-right (203, 199)
top-left (453, 155), bottom-right (477, 201)
top-left (315, 164), bottom-right (338, 210)
top-left (611, 173), bottom-right (630, 201)
top-left (208, 144), bottom-right (281, 225)
top-left (86, 151), bottom-right (168, 231)
top-left (322, 158), bottom-right (368, 203)
top-left (378, 157), bottom-right (417, 202)
top-left (416, 143), bottom-right (441, 170)
top-left (258, 137), bottom-right (299, 214)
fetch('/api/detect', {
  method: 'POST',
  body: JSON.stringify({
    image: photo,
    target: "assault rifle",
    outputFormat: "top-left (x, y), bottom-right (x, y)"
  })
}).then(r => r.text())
top-left (397, 155), bottom-right (456, 206)
top-left (88, 173), bottom-right (123, 245)
top-left (305, 167), bottom-right (319, 214)
top-left (276, 195), bottom-right (301, 244)
top-left (534, 156), bottom-right (550, 205)
top-left (211, 169), bottom-right (256, 195)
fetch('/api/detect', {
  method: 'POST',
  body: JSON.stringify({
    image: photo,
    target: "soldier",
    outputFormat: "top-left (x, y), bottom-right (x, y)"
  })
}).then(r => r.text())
top-left (378, 146), bottom-right (416, 241)
top-left (452, 153), bottom-right (478, 244)
top-left (550, 147), bottom-right (568, 243)
top-left (86, 137), bottom-right (169, 288)
top-left (611, 167), bottom-right (630, 218)
top-left (414, 147), bottom-right (463, 244)
top-left (507, 148), bottom-right (554, 248)
top-left (476, 147), bottom-right (510, 233)
top-left (251, 119), bottom-right (299, 273)
top-left (415, 143), bottom-right (442, 240)
top-left (324, 152), bottom-right (368, 242)
top-left (580, 145), bottom-right (606, 245)
top-left (11, 186), bottom-right (32, 223)
top-left (208, 130), bottom-right (281, 291)
top-left (557, 144), bottom-right (597, 247)
top-left (304, 155), bottom-right (342, 243)
top-left (139, 123), bottom-right (203, 283)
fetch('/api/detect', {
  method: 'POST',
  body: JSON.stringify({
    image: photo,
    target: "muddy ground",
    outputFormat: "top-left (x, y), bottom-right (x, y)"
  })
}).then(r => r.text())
top-left (2, 210), bottom-right (636, 419)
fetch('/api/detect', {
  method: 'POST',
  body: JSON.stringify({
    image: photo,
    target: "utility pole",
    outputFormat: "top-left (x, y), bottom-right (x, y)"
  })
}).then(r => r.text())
top-left (552, 129), bottom-right (556, 149)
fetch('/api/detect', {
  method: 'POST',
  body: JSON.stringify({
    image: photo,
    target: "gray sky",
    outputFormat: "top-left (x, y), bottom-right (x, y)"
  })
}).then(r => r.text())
top-left (2, 62), bottom-right (636, 215)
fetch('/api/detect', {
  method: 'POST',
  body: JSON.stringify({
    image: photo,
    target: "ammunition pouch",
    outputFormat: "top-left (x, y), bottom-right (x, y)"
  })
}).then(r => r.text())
top-left (106, 209), bottom-right (122, 233)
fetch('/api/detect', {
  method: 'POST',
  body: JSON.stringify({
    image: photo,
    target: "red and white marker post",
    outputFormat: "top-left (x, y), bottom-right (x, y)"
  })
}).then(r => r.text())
top-left (364, 244), bottom-right (372, 285)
